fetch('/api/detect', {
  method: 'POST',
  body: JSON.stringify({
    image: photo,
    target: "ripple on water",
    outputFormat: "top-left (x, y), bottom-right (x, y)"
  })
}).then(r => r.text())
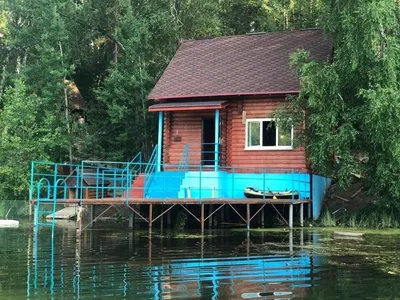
top-left (0, 226), bottom-right (400, 299)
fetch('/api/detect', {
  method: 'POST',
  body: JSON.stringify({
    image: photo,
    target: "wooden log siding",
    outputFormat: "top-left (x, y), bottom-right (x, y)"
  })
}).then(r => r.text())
top-left (226, 98), bottom-right (307, 170)
top-left (163, 110), bottom-right (219, 166)
top-left (162, 97), bottom-right (306, 170)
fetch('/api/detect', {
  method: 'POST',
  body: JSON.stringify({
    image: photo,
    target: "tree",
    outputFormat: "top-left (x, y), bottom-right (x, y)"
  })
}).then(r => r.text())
top-left (274, 0), bottom-right (400, 201)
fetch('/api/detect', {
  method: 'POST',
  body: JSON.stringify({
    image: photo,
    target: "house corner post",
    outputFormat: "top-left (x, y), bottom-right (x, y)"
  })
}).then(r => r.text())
top-left (214, 109), bottom-right (220, 171)
top-left (157, 111), bottom-right (163, 172)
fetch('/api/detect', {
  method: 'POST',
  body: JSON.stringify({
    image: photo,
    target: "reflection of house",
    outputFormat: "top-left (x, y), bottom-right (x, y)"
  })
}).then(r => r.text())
top-left (153, 254), bottom-right (315, 299)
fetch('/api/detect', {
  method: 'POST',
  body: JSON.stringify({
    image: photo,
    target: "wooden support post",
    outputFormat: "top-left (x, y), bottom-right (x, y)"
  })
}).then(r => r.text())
top-left (300, 203), bottom-right (304, 227)
top-left (289, 229), bottom-right (293, 253)
top-left (76, 206), bottom-right (83, 235)
top-left (90, 205), bottom-right (95, 227)
top-left (289, 204), bottom-right (293, 229)
top-left (167, 209), bottom-right (171, 228)
top-left (300, 229), bottom-right (304, 246)
top-left (149, 204), bottom-right (153, 234)
top-left (220, 205), bottom-right (225, 224)
top-left (160, 206), bottom-right (164, 232)
top-left (209, 204), bottom-right (213, 228)
top-left (261, 205), bottom-right (265, 227)
top-left (201, 204), bottom-right (205, 234)
top-left (308, 202), bottom-right (312, 219)
top-left (246, 204), bottom-right (250, 231)
top-left (129, 212), bottom-right (134, 229)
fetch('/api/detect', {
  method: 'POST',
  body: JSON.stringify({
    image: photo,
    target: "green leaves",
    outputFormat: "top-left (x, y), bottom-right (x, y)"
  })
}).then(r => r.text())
top-left (277, 0), bottom-right (400, 200)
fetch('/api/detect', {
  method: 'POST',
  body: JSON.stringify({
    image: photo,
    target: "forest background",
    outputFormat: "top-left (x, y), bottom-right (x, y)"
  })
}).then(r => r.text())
top-left (0, 0), bottom-right (399, 219)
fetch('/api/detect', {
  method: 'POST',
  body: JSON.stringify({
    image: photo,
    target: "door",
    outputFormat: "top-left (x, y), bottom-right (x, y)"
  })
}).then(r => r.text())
top-left (202, 118), bottom-right (215, 165)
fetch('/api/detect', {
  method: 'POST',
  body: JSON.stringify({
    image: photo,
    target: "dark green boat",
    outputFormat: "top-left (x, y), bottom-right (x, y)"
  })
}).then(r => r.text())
top-left (244, 187), bottom-right (299, 200)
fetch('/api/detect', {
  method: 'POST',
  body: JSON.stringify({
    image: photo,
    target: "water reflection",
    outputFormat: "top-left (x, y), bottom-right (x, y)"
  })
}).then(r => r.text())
top-left (26, 227), bottom-right (323, 299)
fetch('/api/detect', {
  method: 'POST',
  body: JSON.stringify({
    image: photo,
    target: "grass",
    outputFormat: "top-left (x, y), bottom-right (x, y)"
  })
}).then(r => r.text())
top-left (318, 207), bottom-right (400, 230)
top-left (320, 209), bottom-right (337, 227)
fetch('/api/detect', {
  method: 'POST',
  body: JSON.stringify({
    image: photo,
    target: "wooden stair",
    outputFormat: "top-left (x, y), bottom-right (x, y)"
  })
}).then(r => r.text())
top-left (129, 174), bottom-right (144, 198)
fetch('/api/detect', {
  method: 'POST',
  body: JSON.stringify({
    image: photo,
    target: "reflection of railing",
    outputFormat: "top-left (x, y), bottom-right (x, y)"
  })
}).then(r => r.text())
top-left (26, 227), bottom-right (319, 299)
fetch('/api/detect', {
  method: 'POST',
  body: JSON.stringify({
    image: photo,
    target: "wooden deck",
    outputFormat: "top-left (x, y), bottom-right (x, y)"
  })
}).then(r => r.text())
top-left (34, 197), bottom-right (311, 205)
top-left (33, 197), bottom-right (311, 233)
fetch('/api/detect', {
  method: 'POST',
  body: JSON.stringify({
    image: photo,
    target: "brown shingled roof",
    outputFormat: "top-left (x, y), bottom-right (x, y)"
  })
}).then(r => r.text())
top-left (148, 29), bottom-right (331, 101)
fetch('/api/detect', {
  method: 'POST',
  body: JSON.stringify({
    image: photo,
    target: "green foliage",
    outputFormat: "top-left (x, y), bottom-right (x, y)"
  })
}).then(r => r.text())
top-left (0, 79), bottom-right (50, 200)
top-left (274, 1), bottom-right (400, 203)
top-left (0, 0), bottom-right (323, 204)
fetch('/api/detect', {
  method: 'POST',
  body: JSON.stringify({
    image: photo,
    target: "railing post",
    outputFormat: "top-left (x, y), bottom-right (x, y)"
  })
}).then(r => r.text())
top-left (29, 161), bottom-right (35, 201)
top-left (199, 165), bottom-right (202, 203)
top-left (29, 161), bottom-right (35, 217)
top-left (80, 161), bottom-right (84, 203)
top-left (231, 168), bottom-right (235, 199)
top-left (263, 168), bottom-right (266, 200)
top-left (95, 167), bottom-right (99, 200)
top-left (157, 112), bottom-right (163, 172)
top-left (291, 169), bottom-right (294, 204)
top-left (53, 164), bottom-right (58, 200)
top-left (214, 109), bottom-right (220, 171)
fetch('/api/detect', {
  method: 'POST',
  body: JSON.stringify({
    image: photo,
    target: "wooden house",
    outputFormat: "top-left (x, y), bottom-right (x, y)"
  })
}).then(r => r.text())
top-left (147, 29), bottom-right (332, 219)
top-left (30, 29), bottom-right (333, 231)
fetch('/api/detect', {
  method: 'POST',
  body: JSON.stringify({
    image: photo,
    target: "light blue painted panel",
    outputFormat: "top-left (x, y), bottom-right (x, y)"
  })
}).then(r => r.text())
top-left (146, 171), bottom-right (185, 198)
top-left (177, 171), bottom-right (310, 199)
top-left (312, 175), bottom-right (332, 220)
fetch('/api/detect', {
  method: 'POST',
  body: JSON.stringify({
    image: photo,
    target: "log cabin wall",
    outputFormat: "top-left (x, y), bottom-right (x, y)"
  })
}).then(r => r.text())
top-left (226, 97), bottom-right (307, 170)
top-left (163, 110), bottom-right (219, 166)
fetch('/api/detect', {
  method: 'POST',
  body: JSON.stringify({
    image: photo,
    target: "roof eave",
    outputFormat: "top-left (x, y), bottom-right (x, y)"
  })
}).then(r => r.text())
top-left (148, 90), bottom-right (299, 101)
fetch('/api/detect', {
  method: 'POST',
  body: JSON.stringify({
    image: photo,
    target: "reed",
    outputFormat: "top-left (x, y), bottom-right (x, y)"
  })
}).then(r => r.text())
top-left (320, 209), bottom-right (337, 227)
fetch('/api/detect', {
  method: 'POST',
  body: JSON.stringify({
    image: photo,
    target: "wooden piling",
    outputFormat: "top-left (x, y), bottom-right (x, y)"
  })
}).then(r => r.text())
top-left (209, 204), bottom-right (213, 228)
top-left (246, 203), bottom-right (250, 230)
top-left (300, 203), bottom-right (304, 227)
top-left (76, 206), bottom-right (83, 235)
top-left (129, 212), bottom-right (134, 229)
top-left (149, 204), bottom-right (153, 234)
top-left (167, 209), bottom-right (171, 228)
top-left (289, 204), bottom-right (293, 229)
top-left (261, 205), bottom-right (265, 227)
top-left (201, 204), bottom-right (204, 234)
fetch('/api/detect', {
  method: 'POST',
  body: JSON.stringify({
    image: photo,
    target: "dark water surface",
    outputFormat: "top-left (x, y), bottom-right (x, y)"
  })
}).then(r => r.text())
top-left (0, 224), bottom-right (399, 299)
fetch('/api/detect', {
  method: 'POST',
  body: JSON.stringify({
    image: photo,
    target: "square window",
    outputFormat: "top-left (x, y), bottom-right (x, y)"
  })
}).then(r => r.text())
top-left (245, 119), bottom-right (293, 150)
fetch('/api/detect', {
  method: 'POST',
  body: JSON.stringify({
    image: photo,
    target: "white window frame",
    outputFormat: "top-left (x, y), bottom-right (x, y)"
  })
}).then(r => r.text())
top-left (245, 118), bottom-right (293, 150)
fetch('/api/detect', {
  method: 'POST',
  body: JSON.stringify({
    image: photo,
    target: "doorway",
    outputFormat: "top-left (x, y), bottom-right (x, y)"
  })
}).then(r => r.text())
top-left (202, 118), bottom-right (215, 165)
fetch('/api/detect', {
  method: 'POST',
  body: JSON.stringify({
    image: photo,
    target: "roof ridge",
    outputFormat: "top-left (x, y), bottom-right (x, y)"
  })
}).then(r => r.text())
top-left (183, 28), bottom-right (323, 44)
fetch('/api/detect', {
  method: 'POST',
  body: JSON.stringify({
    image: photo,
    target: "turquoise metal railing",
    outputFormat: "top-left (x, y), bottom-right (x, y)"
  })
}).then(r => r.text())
top-left (175, 143), bottom-right (223, 168)
top-left (34, 178), bottom-right (58, 237)
top-left (177, 144), bottom-right (189, 171)
top-left (143, 145), bottom-right (158, 197)
top-left (30, 147), bottom-right (311, 204)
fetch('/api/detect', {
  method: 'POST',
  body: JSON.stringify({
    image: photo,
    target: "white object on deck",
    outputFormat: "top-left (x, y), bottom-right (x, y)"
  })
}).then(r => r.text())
top-left (46, 206), bottom-right (83, 220)
top-left (0, 220), bottom-right (19, 227)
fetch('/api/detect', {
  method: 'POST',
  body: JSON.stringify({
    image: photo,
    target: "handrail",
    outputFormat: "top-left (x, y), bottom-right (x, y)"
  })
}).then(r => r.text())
top-left (178, 144), bottom-right (189, 171)
top-left (144, 145), bottom-right (158, 197)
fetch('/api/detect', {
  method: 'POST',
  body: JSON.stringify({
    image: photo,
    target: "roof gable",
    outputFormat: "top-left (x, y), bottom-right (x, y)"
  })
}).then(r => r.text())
top-left (148, 29), bottom-right (331, 101)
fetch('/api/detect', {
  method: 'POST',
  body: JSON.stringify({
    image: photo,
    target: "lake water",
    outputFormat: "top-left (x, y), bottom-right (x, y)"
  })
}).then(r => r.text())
top-left (0, 223), bottom-right (399, 299)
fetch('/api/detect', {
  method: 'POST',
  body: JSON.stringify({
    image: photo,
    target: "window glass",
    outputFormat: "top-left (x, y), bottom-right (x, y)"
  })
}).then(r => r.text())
top-left (247, 121), bottom-right (260, 146)
top-left (278, 126), bottom-right (292, 146)
top-left (262, 121), bottom-right (276, 146)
